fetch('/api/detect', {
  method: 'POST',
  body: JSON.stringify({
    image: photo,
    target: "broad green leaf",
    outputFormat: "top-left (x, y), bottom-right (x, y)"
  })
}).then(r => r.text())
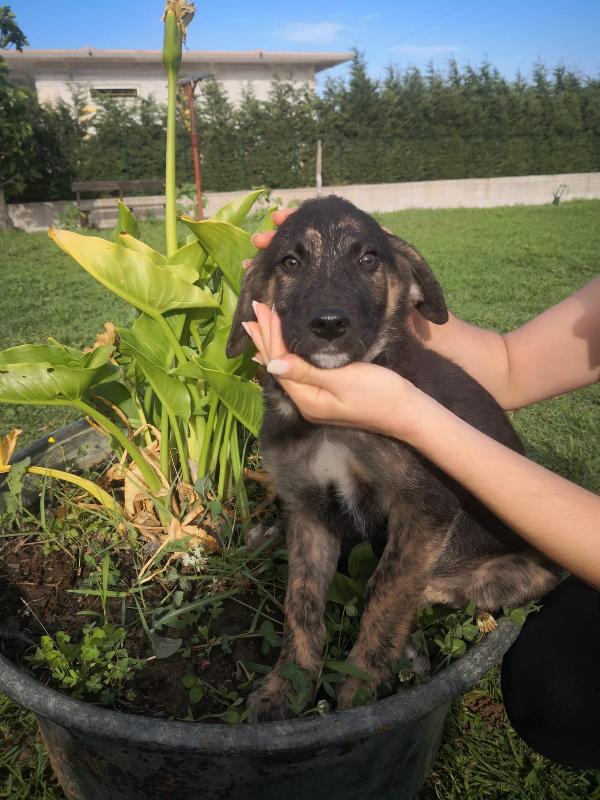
top-left (90, 380), bottom-right (141, 426)
top-left (164, 262), bottom-right (199, 284)
top-left (0, 343), bottom-right (85, 367)
top-left (118, 330), bottom-right (191, 421)
top-left (115, 201), bottom-right (139, 239)
top-left (347, 542), bottom-right (378, 584)
top-left (202, 323), bottom-right (243, 373)
top-left (219, 280), bottom-right (239, 325)
top-left (180, 217), bottom-right (255, 293)
top-left (328, 573), bottom-right (363, 606)
top-left (323, 661), bottom-right (371, 682)
top-left (130, 315), bottom-right (172, 364)
top-left (0, 343), bottom-right (118, 405)
top-left (118, 232), bottom-right (166, 266)
top-left (165, 240), bottom-right (207, 273)
top-left (175, 357), bottom-right (263, 436)
top-left (49, 229), bottom-right (219, 315)
top-left (213, 188), bottom-right (268, 227)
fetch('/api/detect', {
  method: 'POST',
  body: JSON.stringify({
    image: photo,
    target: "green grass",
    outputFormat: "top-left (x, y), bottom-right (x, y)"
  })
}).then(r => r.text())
top-left (1, 201), bottom-right (599, 798)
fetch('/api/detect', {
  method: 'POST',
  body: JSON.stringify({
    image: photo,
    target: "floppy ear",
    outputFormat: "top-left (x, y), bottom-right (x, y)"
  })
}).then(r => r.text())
top-left (387, 235), bottom-right (448, 324)
top-left (226, 268), bottom-right (257, 358)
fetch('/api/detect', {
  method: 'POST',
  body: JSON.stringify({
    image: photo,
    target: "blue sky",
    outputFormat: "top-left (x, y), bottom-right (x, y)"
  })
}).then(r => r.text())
top-left (9, 0), bottom-right (600, 86)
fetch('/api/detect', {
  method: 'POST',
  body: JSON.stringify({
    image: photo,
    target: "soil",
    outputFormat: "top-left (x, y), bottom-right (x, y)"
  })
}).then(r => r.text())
top-left (464, 694), bottom-right (506, 728)
top-left (0, 537), bottom-right (282, 721)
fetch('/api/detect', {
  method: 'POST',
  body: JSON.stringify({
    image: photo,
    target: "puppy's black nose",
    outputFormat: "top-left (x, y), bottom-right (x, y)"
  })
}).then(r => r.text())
top-left (308, 308), bottom-right (350, 341)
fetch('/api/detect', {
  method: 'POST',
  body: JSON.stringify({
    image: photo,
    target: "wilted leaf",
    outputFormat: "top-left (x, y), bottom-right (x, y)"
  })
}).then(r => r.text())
top-left (0, 428), bottom-right (22, 466)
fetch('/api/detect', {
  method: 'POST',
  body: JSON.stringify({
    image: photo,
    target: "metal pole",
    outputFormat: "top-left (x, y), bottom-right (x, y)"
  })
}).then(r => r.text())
top-left (184, 81), bottom-right (203, 220)
top-left (316, 139), bottom-right (322, 196)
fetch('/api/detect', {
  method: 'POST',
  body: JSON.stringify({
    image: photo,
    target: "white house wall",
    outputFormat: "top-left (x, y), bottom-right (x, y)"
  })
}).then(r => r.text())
top-left (2, 50), bottom-right (341, 108)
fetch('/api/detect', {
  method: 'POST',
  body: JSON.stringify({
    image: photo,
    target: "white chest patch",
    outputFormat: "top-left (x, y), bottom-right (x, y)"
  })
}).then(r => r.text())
top-left (309, 438), bottom-right (355, 503)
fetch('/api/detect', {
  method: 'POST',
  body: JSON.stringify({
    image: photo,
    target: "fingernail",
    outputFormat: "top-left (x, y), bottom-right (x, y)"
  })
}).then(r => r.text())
top-left (241, 321), bottom-right (251, 335)
top-left (242, 259), bottom-right (253, 270)
top-left (267, 358), bottom-right (289, 376)
top-left (250, 234), bottom-right (260, 246)
top-left (251, 355), bottom-right (264, 365)
top-left (251, 300), bottom-right (259, 316)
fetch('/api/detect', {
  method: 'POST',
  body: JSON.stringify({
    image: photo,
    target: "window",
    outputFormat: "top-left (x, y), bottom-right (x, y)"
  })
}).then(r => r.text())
top-left (90, 87), bottom-right (138, 98)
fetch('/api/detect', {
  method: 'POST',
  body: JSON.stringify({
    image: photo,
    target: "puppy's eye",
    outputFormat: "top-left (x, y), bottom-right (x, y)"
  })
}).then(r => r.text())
top-left (281, 256), bottom-right (300, 271)
top-left (359, 251), bottom-right (378, 268)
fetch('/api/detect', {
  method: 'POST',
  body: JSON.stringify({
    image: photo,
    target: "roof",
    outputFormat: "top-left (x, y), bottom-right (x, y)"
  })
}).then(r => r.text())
top-left (1, 48), bottom-right (352, 73)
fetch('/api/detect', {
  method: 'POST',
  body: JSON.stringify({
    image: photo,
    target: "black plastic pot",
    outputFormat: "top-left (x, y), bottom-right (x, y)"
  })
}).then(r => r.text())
top-left (0, 421), bottom-right (521, 800)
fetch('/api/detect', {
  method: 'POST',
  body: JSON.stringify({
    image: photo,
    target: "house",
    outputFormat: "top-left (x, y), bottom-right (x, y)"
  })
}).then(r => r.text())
top-left (1, 48), bottom-right (352, 106)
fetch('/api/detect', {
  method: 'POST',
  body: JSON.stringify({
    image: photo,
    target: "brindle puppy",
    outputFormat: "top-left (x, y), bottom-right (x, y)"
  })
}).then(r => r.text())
top-left (227, 195), bottom-right (560, 722)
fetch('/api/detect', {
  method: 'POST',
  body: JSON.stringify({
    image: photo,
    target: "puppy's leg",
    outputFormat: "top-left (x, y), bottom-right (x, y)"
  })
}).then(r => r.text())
top-left (423, 550), bottom-right (561, 611)
top-left (337, 501), bottom-right (456, 710)
top-left (247, 509), bottom-right (340, 722)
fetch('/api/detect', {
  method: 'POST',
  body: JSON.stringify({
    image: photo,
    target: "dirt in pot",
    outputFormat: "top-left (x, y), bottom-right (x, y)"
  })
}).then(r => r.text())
top-left (0, 487), bottom-right (535, 724)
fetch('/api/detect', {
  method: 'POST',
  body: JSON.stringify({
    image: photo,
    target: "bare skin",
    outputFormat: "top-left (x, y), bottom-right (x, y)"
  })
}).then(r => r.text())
top-left (245, 214), bottom-right (600, 588)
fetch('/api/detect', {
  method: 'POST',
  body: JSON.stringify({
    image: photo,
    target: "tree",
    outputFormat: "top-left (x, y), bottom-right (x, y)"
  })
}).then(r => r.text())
top-left (0, 6), bottom-right (32, 225)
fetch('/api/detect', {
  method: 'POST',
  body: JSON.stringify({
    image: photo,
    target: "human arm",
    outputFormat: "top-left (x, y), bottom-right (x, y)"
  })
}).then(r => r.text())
top-left (246, 303), bottom-right (600, 588)
top-left (411, 275), bottom-right (600, 409)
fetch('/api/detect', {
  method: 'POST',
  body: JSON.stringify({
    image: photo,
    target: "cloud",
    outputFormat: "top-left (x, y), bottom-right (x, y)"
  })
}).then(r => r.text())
top-left (278, 21), bottom-right (347, 45)
top-left (389, 44), bottom-right (465, 56)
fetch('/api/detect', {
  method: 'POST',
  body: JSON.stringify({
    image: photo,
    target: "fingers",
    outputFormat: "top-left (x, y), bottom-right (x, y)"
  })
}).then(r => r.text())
top-left (243, 320), bottom-right (266, 361)
top-left (252, 300), bottom-right (272, 357)
top-left (272, 207), bottom-right (296, 226)
top-left (249, 207), bottom-right (296, 254)
top-left (251, 230), bottom-right (275, 250)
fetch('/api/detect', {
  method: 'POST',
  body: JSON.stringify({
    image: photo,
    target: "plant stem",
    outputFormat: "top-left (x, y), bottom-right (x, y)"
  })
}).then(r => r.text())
top-left (74, 399), bottom-right (162, 493)
top-left (165, 52), bottom-right (178, 258)
top-left (169, 412), bottom-right (191, 484)
top-left (230, 422), bottom-right (249, 518)
top-left (198, 390), bottom-right (218, 477)
top-left (160, 405), bottom-right (170, 483)
top-left (218, 412), bottom-right (234, 499)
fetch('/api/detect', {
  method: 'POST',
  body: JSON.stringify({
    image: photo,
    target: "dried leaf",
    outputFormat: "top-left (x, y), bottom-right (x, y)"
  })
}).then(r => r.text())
top-left (84, 322), bottom-right (117, 355)
top-left (0, 428), bottom-right (22, 466)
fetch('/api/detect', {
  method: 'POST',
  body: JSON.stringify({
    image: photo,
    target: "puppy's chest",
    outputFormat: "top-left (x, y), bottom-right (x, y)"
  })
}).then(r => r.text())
top-left (268, 433), bottom-right (389, 537)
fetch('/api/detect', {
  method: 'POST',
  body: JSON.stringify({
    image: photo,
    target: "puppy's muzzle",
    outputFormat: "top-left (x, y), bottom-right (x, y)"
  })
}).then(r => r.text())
top-left (308, 308), bottom-right (351, 342)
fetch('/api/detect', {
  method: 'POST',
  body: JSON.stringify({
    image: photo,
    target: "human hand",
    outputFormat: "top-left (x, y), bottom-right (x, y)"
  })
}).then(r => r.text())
top-left (244, 302), bottom-right (423, 439)
top-left (243, 208), bottom-right (296, 269)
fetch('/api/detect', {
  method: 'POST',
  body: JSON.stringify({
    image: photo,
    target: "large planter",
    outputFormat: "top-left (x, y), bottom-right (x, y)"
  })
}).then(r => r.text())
top-left (0, 422), bottom-right (520, 800)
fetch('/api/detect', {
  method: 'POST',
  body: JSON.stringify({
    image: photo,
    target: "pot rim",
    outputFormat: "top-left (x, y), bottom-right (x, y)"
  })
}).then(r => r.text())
top-left (1, 419), bottom-right (520, 753)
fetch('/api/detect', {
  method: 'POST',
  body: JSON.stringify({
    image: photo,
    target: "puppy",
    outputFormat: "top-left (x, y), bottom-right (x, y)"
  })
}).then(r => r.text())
top-left (227, 196), bottom-right (559, 721)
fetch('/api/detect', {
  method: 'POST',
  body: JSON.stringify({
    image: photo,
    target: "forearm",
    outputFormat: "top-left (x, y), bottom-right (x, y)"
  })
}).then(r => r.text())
top-left (414, 311), bottom-right (512, 406)
top-left (416, 275), bottom-right (600, 410)
top-left (397, 393), bottom-right (600, 588)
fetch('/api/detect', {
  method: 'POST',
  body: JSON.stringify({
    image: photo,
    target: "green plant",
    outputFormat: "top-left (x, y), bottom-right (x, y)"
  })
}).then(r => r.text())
top-left (0, 2), bottom-right (269, 545)
top-left (27, 623), bottom-right (140, 704)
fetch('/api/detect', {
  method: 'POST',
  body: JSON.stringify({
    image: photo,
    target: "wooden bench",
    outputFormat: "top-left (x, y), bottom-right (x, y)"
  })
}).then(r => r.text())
top-left (71, 180), bottom-right (165, 227)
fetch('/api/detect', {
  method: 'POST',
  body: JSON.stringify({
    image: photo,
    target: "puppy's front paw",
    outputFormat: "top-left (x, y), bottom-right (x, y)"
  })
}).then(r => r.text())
top-left (247, 671), bottom-right (292, 723)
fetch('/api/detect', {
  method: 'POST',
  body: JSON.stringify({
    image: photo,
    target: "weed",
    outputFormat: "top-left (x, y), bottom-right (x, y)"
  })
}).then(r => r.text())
top-left (26, 623), bottom-right (141, 705)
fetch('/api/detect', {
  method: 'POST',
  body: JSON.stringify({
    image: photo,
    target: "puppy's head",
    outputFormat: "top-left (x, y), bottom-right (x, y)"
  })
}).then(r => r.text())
top-left (227, 196), bottom-right (448, 366)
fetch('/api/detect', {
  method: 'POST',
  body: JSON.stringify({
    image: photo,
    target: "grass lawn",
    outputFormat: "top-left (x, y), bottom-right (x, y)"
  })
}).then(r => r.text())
top-left (1, 201), bottom-right (599, 799)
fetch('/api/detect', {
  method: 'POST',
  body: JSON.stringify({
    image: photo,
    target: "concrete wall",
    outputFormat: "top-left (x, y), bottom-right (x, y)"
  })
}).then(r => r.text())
top-left (7, 172), bottom-right (600, 233)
